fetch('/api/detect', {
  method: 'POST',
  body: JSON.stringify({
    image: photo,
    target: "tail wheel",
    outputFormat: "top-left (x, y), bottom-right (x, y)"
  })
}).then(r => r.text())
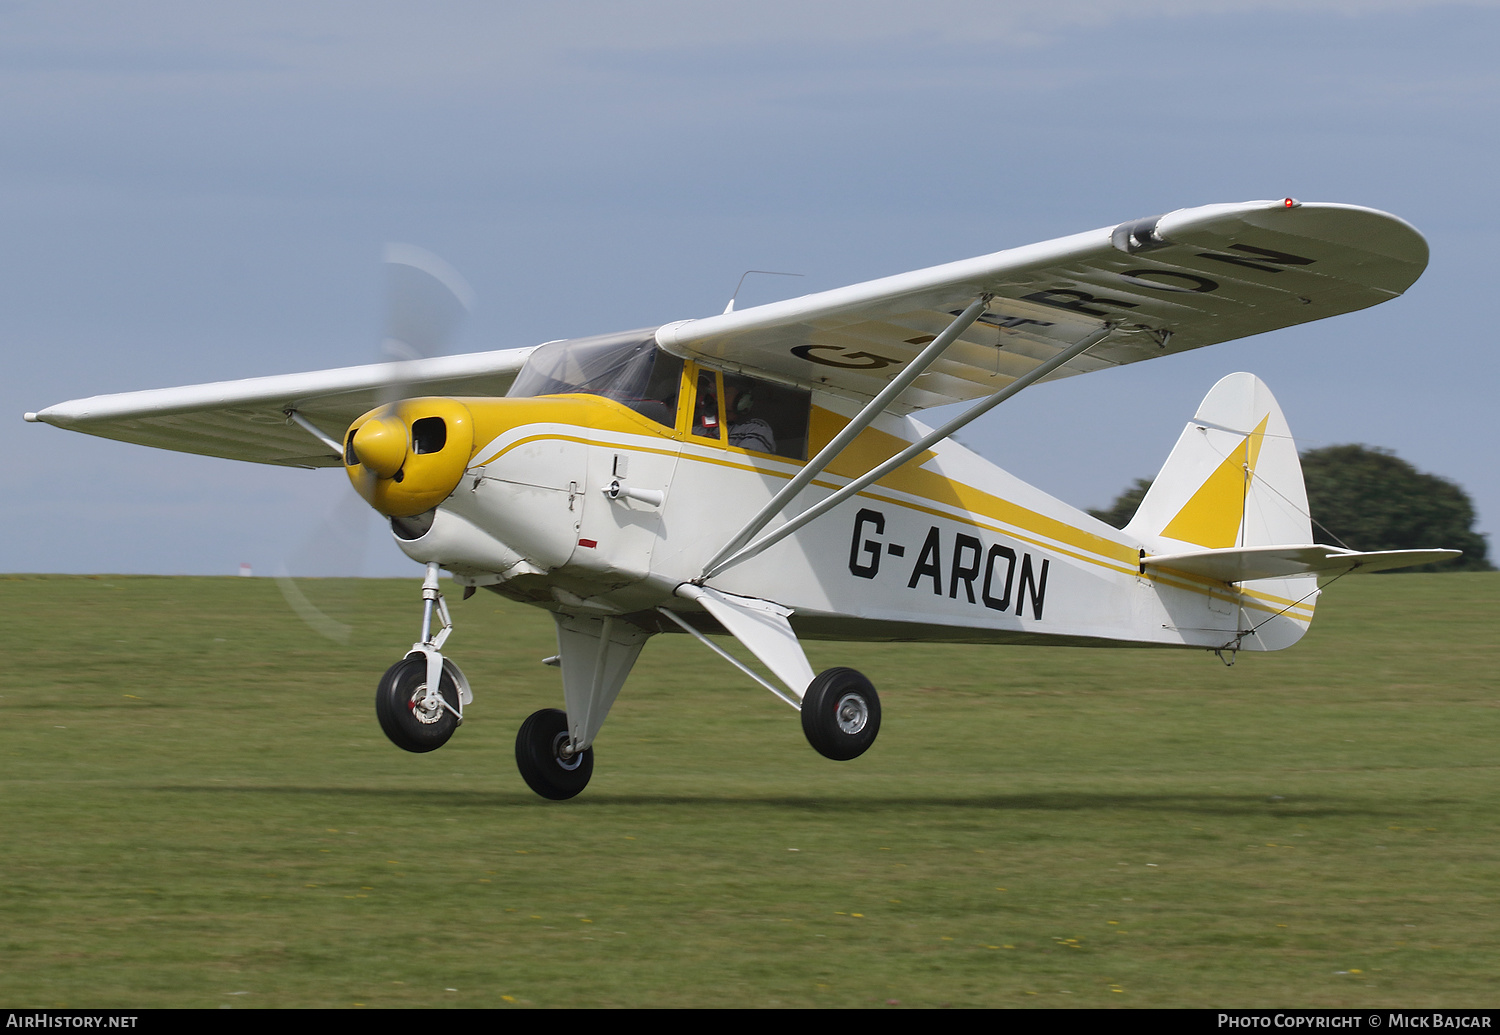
top-left (801, 667), bottom-right (881, 761)
top-left (375, 656), bottom-right (459, 753)
top-left (515, 708), bottom-right (594, 800)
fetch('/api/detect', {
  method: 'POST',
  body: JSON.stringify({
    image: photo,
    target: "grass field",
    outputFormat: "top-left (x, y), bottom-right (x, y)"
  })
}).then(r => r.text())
top-left (1, 572), bottom-right (1497, 1008)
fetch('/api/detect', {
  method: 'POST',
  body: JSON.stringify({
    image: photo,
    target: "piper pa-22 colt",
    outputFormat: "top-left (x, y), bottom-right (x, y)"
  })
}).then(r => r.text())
top-left (27, 199), bottom-right (1455, 799)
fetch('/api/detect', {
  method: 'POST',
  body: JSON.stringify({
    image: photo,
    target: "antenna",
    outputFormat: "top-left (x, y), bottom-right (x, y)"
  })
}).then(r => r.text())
top-left (723, 270), bottom-right (804, 314)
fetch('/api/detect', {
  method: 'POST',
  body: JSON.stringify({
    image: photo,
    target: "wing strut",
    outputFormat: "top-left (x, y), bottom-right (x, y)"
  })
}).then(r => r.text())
top-left (701, 322), bottom-right (1116, 580)
top-left (285, 409), bottom-right (345, 459)
top-left (699, 295), bottom-right (994, 579)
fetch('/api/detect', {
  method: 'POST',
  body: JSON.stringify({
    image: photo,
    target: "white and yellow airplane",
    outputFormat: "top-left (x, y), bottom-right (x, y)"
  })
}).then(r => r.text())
top-left (25, 199), bottom-right (1455, 799)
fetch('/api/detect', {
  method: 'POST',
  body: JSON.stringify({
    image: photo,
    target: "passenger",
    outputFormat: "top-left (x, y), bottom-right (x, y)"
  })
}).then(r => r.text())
top-left (724, 383), bottom-right (776, 454)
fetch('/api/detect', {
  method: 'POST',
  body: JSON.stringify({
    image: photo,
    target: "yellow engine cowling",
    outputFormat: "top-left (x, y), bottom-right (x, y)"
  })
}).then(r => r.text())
top-left (344, 398), bottom-right (477, 517)
top-left (345, 392), bottom-right (678, 522)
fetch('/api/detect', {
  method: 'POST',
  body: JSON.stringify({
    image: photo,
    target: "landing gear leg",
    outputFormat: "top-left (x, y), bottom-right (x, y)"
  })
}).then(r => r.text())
top-left (513, 614), bottom-right (651, 800)
top-left (375, 562), bottom-right (472, 753)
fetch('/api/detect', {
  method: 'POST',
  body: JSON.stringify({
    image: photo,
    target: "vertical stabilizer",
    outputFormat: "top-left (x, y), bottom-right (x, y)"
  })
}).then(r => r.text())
top-left (1127, 373), bottom-right (1316, 652)
top-left (1126, 373), bottom-right (1310, 551)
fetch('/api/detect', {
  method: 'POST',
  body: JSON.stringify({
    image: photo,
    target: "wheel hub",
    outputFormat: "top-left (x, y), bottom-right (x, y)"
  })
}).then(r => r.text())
top-left (408, 684), bottom-right (445, 725)
top-left (835, 692), bottom-right (868, 735)
top-left (552, 731), bottom-right (584, 771)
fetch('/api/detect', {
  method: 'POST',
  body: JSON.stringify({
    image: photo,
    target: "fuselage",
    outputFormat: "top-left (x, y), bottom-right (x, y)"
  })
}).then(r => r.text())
top-left (346, 348), bottom-right (1315, 653)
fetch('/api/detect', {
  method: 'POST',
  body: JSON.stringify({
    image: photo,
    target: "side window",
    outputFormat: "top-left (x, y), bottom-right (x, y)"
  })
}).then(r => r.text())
top-left (722, 374), bottom-right (810, 461)
top-left (691, 369), bottom-right (723, 441)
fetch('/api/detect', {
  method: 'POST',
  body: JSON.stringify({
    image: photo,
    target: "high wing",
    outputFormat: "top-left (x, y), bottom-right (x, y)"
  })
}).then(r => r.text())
top-left (656, 200), bottom-right (1427, 412)
top-left (26, 199), bottom-right (1425, 464)
top-left (25, 348), bottom-right (536, 467)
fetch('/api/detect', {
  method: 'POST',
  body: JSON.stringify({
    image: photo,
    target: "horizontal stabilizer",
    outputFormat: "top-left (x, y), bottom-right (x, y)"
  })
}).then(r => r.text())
top-left (1143, 544), bottom-right (1461, 583)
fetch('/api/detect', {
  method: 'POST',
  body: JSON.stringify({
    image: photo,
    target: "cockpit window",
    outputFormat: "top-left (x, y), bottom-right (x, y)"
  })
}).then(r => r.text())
top-left (692, 369), bottom-right (722, 440)
top-left (508, 330), bottom-right (682, 428)
top-left (722, 373), bottom-right (810, 461)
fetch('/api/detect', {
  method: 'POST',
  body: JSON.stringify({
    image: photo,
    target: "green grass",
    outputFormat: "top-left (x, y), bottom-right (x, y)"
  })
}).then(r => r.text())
top-left (1, 572), bottom-right (1497, 1008)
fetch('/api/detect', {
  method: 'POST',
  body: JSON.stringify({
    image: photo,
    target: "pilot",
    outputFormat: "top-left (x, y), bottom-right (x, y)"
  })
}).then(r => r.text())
top-left (723, 381), bottom-right (776, 454)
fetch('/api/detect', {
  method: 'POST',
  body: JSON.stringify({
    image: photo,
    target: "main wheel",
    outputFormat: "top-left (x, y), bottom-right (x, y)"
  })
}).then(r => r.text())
top-left (801, 667), bottom-right (881, 761)
top-left (515, 708), bottom-right (594, 800)
top-left (375, 655), bottom-right (459, 753)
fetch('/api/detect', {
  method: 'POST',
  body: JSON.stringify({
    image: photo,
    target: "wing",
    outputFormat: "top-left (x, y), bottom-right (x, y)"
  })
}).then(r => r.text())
top-left (28, 199), bottom-right (1426, 463)
top-left (25, 348), bottom-right (534, 467)
top-left (656, 200), bottom-right (1427, 412)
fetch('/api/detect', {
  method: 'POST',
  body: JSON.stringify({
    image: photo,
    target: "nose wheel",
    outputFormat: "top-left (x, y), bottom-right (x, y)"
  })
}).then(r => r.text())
top-left (801, 667), bottom-right (881, 761)
top-left (375, 562), bottom-right (471, 754)
top-left (515, 708), bottom-right (594, 800)
top-left (375, 655), bottom-right (461, 753)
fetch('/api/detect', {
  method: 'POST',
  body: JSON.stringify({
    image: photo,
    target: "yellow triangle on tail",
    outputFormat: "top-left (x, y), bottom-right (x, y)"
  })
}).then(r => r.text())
top-left (1160, 414), bottom-right (1269, 548)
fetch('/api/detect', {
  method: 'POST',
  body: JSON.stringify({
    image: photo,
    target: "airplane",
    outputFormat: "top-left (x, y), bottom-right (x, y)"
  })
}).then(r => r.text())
top-left (24, 198), bottom-right (1457, 800)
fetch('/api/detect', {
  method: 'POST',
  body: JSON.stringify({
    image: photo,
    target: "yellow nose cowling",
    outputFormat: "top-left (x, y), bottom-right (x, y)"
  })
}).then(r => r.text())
top-left (344, 398), bottom-right (476, 518)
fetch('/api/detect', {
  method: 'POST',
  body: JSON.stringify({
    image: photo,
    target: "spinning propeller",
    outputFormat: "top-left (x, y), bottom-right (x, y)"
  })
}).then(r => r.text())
top-left (276, 245), bottom-right (476, 642)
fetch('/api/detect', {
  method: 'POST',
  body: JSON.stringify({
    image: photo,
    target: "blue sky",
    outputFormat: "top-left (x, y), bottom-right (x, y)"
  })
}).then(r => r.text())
top-left (7, 1), bottom-right (1497, 575)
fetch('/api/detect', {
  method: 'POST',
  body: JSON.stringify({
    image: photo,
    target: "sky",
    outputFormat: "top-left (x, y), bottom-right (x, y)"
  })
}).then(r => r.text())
top-left (6, 0), bottom-right (1498, 577)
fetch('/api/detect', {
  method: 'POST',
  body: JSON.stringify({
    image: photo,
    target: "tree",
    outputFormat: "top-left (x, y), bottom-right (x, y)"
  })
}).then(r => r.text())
top-left (1088, 445), bottom-right (1491, 572)
top-left (1086, 478), bottom-right (1152, 530)
top-left (1300, 445), bottom-right (1491, 572)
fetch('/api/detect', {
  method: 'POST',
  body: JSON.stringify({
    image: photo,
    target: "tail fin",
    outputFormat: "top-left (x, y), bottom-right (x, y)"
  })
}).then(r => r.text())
top-left (1127, 373), bottom-right (1316, 653)
top-left (1126, 372), bottom-right (1310, 552)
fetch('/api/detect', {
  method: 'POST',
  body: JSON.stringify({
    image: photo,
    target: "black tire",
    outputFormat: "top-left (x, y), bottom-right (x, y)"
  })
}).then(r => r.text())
top-left (800, 667), bottom-right (881, 761)
top-left (515, 708), bottom-right (594, 800)
top-left (375, 655), bottom-right (459, 753)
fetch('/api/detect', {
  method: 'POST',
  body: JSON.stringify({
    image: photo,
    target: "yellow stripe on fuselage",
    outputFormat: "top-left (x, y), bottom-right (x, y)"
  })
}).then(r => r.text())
top-left (462, 395), bottom-right (1313, 621)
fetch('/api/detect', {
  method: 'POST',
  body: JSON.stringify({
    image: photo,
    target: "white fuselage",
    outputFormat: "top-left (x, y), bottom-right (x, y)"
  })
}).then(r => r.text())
top-left (393, 390), bottom-right (1315, 653)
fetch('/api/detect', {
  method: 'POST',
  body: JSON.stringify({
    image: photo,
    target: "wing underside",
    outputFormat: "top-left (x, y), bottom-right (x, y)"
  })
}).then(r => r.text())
top-left (656, 200), bottom-right (1427, 412)
top-left (28, 348), bottom-right (535, 467)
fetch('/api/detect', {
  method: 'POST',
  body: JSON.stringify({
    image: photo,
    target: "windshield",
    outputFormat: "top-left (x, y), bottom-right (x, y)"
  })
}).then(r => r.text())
top-left (508, 330), bottom-right (682, 427)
